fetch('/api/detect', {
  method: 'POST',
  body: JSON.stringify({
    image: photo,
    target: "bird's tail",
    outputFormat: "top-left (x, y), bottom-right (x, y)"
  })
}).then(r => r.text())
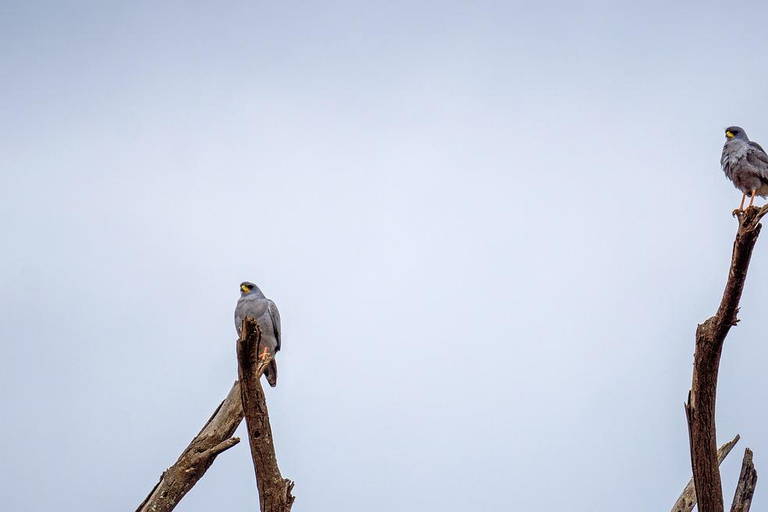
top-left (264, 359), bottom-right (278, 387)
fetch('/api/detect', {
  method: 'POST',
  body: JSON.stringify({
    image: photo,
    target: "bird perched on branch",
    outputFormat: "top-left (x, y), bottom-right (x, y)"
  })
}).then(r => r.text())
top-left (721, 126), bottom-right (768, 211)
top-left (235, 281), bottom-right (281, 387)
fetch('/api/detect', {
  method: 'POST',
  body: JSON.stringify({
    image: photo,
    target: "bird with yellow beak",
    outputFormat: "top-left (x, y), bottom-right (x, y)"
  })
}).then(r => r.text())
top-left (721, 126), bottom-right (768, 212)
top-left (235, 281), bottom-right (281, 387)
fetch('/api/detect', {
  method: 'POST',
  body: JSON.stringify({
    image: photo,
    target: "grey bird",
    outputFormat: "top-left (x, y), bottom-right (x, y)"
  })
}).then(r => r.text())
top-left (235, 281), bottom-right (281, 387)
top-left (721, 126), bottom-right (768, 211)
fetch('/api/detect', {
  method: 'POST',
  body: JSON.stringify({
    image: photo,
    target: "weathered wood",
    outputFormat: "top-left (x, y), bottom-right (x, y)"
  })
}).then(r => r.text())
top-left (684, 205), bottom-right (768, 512)
top-left (237, 317), bottom-right (295, 512)
top-left (671, 434), bottom-right (740, 512)
top-left (730, 448), bottom-right (757, 512)
top-left (136, 380), bottom-right (244, 512)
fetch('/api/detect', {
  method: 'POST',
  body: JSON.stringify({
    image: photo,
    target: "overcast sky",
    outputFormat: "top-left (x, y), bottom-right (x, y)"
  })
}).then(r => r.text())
top-left (3, 1), bottom-right (768, 510)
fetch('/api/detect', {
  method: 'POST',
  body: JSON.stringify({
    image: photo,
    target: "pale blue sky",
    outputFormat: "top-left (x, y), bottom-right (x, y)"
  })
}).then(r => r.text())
top-left (3, 2), bottom-right (768, 510)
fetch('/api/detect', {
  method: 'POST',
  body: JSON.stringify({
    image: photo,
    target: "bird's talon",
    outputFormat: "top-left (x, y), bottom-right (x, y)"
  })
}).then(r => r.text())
top-left (259, 347), bottom-right (270, 360)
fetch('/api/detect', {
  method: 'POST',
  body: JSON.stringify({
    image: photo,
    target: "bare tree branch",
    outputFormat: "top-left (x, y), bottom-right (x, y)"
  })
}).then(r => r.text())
top-left (684, 205), bottom-right (768, 512)
top-left (671, 434), bottom-right (740, 512)
top-left (730, 448), bottom-right (758, 512)
top-left (135, 381), bottom-right (244, 512)
top-left (237, 317), bottom-right (295, 512)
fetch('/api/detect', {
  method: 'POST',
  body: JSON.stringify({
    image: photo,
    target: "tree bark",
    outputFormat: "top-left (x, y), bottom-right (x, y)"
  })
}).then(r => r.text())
top-left (135, 380), bottom-right (244, 512)
top-left (684, 206), bottom-right (768, 512)
top-left (237, 317), bottom-right (295, 512)
top-left (671, 434), bottom-right (740, 512)
top-left (730, 448), bottom-right (757, 512)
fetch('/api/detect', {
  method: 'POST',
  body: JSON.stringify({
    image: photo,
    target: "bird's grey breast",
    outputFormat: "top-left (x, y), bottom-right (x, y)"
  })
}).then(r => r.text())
top-left (722, 139), bottom-right (749, 180)
top-left (235, 294), bottom-right (269, 332)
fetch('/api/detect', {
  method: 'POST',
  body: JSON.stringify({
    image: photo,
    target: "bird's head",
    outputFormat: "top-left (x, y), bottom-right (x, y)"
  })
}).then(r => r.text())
top-left (240, 281), bottom-right (257, 296)
top-left (725, 126), bottom-right (748, 141)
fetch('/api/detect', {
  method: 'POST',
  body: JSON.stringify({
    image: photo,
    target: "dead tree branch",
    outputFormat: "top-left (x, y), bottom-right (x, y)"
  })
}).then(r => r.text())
top-left (136, 380), bottom-right (244, 512)
top-left (730, 448), bottom-right (758, 512)
top-left (671, 434), bottom-right (740, 512)
top-left (684, 205), bottom-right (767, 512)
top-left (237, 317), bottom-right (295, 512)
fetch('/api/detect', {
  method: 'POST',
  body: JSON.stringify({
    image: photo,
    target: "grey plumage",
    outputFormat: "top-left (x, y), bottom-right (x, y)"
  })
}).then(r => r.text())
top-left (235, 281), bottom-right (281, 387)
top-left (721, 126), bottom-right (768, 205)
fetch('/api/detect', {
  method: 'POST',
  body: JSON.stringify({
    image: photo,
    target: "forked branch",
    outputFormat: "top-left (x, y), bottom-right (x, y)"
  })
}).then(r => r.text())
top-left (671, 434), bottom-right (740, 512)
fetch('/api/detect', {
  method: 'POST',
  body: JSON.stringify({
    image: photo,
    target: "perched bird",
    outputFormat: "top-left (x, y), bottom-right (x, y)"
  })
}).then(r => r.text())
top-left (721, 126), bottom-right (768, 211)
top-left (235, 281), bottom-right (281, 387)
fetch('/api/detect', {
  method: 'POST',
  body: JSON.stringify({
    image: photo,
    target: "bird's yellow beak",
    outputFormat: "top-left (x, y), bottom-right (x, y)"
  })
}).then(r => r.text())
top-left (241, 285), bottom-right (250, 293)
top-left (726, 131), bottom-right (735, 138)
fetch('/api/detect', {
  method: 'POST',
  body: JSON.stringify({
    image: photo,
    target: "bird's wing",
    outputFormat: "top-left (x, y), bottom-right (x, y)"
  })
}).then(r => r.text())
top-left (747, 141), bottom-right (768, 179)
top-left (267, 299), bottom-right (282, 352)
top-left (750, 140), bottom-right (768, 154)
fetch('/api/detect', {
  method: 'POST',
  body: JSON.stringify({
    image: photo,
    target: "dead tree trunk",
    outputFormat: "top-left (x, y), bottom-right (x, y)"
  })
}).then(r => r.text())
top-left (136, 381), bottom-right (244, 512)
top-left (237, 317), bottom-right (295, 512)
top-left (684, 206), bottom-right (768, 512)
